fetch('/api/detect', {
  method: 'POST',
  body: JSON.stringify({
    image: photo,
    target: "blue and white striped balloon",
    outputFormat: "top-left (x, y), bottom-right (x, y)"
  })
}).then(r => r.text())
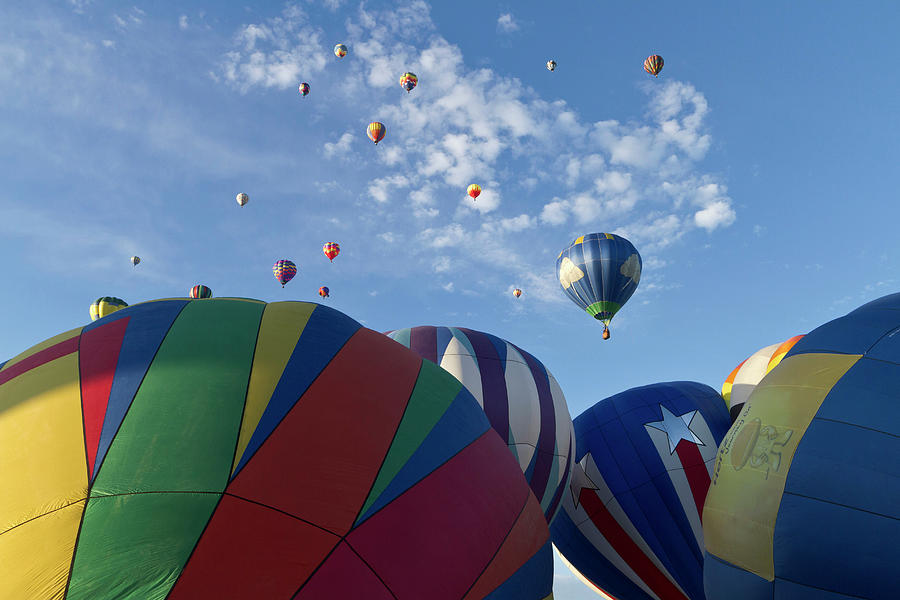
top-left (386, 326), bottom-right (575, 524)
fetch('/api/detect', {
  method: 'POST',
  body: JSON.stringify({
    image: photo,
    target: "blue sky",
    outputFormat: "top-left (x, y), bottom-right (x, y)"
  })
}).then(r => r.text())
top-left (2, 1), bottom-right (898, 597)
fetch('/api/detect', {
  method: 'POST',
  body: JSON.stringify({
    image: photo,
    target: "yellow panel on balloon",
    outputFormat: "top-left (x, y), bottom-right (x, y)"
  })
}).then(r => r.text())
top-left (0, 500), bottom-right (86, 599)
top-left (703, 352), bottom-right (859, 581)
top-left (0, 353), bottom-right (87, 530)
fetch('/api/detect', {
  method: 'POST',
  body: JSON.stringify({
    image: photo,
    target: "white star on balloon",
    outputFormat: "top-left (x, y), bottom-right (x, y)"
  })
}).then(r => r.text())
top-left (644, 405), bottom-right (704, 454)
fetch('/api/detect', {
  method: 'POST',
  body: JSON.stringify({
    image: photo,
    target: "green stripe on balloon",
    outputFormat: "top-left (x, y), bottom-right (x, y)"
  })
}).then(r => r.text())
top-left (355, 360), bottom-right (462, 525)
top-left (585, 301), bottom-right (621, 320)
top-left (66, 299), bottom-right (264, 599)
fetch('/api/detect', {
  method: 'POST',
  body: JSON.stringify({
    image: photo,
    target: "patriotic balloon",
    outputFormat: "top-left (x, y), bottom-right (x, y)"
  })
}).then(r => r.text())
top-left (551, 381), bottom-right (731, 600)
top-left (0, 298), bottom-right (554, 599)
top-left (273, 259), bottom-right (297, 288)
top-left (704, 293), bottom-right (900, 600)
top-left (385, 326), bottom-right (575, 524)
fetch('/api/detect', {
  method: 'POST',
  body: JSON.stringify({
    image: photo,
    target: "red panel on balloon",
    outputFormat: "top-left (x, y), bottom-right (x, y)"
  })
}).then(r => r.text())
top-left (293, 541), bottom-right (394, 600)
top-left (168, 494), bottom-right (340, 599)
top-left (347, 430), bottom-right (531, 600)
top-left (79, 317), bottom-right (130, 479)
top-left (463, 490), bottom-right (548, 600)
top-left (227, 328), bottom-right (421, 535)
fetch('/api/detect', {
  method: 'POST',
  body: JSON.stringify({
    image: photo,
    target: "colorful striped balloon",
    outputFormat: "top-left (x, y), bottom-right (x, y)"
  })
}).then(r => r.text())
top-left (89, 297), bottom-right (127, 322)
top-left (721, 335), bottom-right (804, 421)
top-left (189, 285), bottom-right (212, 299)
top-left (385, 326), bottom-right (575, 524)
top-left (367, 122), bottom-right (386, 145)
top-left (399, 72), bottom-right (418, 93)
top-left (551, 382), bottom-right (731, 600)
top-left (272, 259), bottom-right (297, 288)
top-left (334, 43), bottom-right (347, 58)
top-left (704, 293), bottom-right (900, 599)
top-left (0, 298), bottom-right (554, 600)
top-left (644, 54), bottom-right (664, 76)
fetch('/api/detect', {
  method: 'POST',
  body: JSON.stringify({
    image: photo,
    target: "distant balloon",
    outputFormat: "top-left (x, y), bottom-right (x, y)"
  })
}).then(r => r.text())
top-left (399, 72), bottom-right (418, 93)
top-left (546, 60), bottom-right (557, 71)
top-left (89, 297), bottom-right (127, 322)
top-left (556, 233), bottom-right (642, 340)
top-left (334, 43), bottom-right (347, 58)
top-left (318, 286), bottom-right (329, 299)
top-left (189, 285), bottom-right (212, 299)
top-left (273, 259), bottom-right (297, 288)
top-left (298, 82), bottom-right (310, 97)
top-left (721, 335), bottom-right (804, 421)
top-left (513, 288), bottom-right (522, 298)
top-left (130, 256), bottom-right (141, 267)
top-left (323, 242), bottom-right (340, 262)
top-left (644, 54), bottom-right (664, 76)
top-left (551, 381), bottom-right (731, 600)
top-left (467, 184), bottom-right (481, 200)
top-left (704, 293), bottom-right (900, 600)
top-left (236, 193), bottom-right (249, 207)
top-left (367, 122), bottom-right (386, 145)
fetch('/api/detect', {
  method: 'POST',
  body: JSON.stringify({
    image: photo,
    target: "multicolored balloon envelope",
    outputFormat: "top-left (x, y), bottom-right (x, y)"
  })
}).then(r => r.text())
top-left (386, 326), bottom-right (575, 525)
top-left (703, 293), bottom-right (900, 599)
top-left (0, 299), bottom-right (553, 600)
top-left (551, 381), bottom-right (731, 600)
top-left (89, 297), bottom-right (127, 322)
top-left (189, 285), bottom-right (212, 299)
top-left (721, 335), bottom-right (804, 421)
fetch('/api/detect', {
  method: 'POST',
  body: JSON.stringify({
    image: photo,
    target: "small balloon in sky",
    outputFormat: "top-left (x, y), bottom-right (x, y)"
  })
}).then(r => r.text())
top-left (367, 122), bottom-right (386, 145)
top-left (236, 193), bottom-right (249, 207)
top-left (334, 43), bottom-right (347, 58)
top-left (318, 286), bottom-right (329, 298)
top-left (513, 288), bottom-right (523, 298)
top-left (273, 259), bottom-right (297, 288)
top-left (323, 242), bottom-right (340, 262)
top-left (89, 296), bottom-right (127, 321)
top-left (546, 60), bottom-right (557, 71)
top-left (298, 82), bottom-right (310, 97)
top-left (467, 184), bottom-right (481, 200)
top-left (644, 54), bottom-right (664, 76)
top-left (399, 72), bottom-right (418, 93)
top-left (189, 285), bottom-right (212, 299)
top-left (130, 256), bottom-right (141, 267)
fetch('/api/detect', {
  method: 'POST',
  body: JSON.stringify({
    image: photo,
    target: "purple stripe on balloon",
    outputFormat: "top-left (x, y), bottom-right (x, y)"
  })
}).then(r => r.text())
top-left (544, 435), bottom-right (574, 522)
top-left (458, 328), bottom-right (510, 443)
top-left (408, 326), bottom-right (438, 365)
top-left (515, 344), bottom-right (557, 505)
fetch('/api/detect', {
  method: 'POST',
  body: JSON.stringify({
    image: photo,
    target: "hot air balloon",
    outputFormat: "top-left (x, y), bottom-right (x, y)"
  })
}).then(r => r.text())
top-left (334, 43), bottom-right (347, 58)
top-left (367, 122), bottom-right (386, 145)
top-left (236, 193), bottom-right (249, 207)
top-left (298, 82), bottom-right (310, 97)
top-left (0, 298), bottom-right (554, 599)
top-left (546, 60), bottom-right (557, 71)
top-left (551, 381), bottom-right (731, 600)
top-left (513, 288), bottom-right (523, 298)
top-left (318, 286), bottom-right (329, 299)
top-left (385, 326), bottom-right (575, 524)
top-left (467, 184), bottom-right (481, 201)
top-left (704, 293), bottom-right (900, 599)
top-left (272, 259), bottom-right (297, 288)
top-left (189, 285), bottom-right (212, 299)
top-left (644, 54), bottom-right (664, 77)
top-left (89, 297), bottom-right (128, 322)
top-left (130, 256), bottom-right (141, 267)
top-left (323, 242), bottom-right (340, 262)
top-left (721, 335), bottom-right (805, 421)
top-left (556, 233), bottom-right (641, 340)
top-left (399, 72), bottom-right (417, 93)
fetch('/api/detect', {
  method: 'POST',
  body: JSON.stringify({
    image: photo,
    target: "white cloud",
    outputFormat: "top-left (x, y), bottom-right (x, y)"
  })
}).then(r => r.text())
top-left (323, 132), bottom-right (354, 158)
top-left (540, 199), bottom-right (570, 225)
top-left (442, 281), bottom-right (455, 292)
top-left (378, 232), bottom-right (396, 243)
top-left (499, 214), bottom-right (537, 232)
top-left (497, 13), bottom-right (519, 33)
top-left (433, 256), bottom-right (451, 272)
top-left (179, 15), bottom-right (188, 30)
top-left (367, 174), bottom-right (409, 203)
top-left (694, 200), bottom-right (736, 231)
top-left (101, 39), bottom-right (115, 48)
top-left (68, 0), bottom-right (93, 14)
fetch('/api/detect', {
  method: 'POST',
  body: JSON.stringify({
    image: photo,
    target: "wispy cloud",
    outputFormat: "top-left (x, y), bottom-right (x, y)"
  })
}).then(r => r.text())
top-left (179, 15), bottom-right (188, 30)
top-left (496, 13), bottom-right (519, 33)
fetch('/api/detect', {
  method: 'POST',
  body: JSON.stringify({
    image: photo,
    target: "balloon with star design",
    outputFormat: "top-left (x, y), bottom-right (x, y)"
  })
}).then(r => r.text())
top-left (550, 381), bottom-right (731, 600)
